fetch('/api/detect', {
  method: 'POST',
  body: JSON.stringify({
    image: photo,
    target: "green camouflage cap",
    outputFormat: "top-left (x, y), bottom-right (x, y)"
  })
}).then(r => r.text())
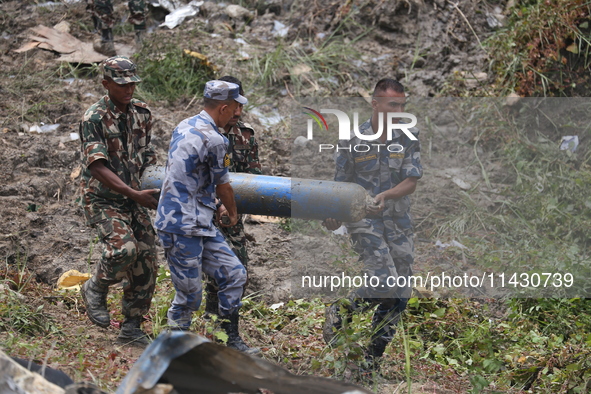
top-left (203, 80), bottom-right (247, 104)
top-left (101, 56), bottom-right (142, 84)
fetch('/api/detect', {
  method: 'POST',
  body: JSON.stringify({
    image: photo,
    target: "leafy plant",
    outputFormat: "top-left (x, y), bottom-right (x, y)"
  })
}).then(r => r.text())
top-left (485, 0), bottom-right (591, 96)
top-left (135, 44), bottom-right (216, 102)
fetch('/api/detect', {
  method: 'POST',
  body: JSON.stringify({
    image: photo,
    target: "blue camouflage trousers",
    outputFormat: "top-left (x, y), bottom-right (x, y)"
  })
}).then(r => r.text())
top-left (346, 215), bottom-right (414, 341)
top-left (158, 229), bottom-right (247, 330)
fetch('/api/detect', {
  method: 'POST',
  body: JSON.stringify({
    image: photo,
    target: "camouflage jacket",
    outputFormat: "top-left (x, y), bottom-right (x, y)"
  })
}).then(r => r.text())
top-left (155, 110), bottom-right (230, 237)
top-left (79, 95), bottom-right (156, 222)
top-left (335, 118), bottom-right (422, 224)
top-left (223, 121), bottom-right (262, 174)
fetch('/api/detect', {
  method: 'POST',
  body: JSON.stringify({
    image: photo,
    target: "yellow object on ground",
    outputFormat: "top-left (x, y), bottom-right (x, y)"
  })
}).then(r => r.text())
top-left (56, 270), bottom-right (91, 290)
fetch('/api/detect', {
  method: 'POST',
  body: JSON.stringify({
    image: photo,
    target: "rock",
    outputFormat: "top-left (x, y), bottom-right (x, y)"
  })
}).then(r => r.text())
top-left (200, 1), bottom-right (220, 17)
top-left (53, 21), bottom-right (70, 33)
top-left (290, 63), bottom-right (311, 76)
top-left (293, 135), bottom-right (309, 148)
top-left (452, 177), bottom-right (472, 190)
top-left (505, 92), bottom-right (521, 106)
top-left (412, 57), bottom-right (426, 68)
top-left (486, 11), bottom-right (503, 29)
top-left (0, 284), bottom-right (26, 301)
top-left (459, 71), bottom-right (488, 89)
top-left (225, 4), bottom-right (252, 20)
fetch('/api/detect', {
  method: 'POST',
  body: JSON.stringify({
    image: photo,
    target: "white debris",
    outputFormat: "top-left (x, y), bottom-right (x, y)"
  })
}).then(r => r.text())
top-left (560, 136), bottom-right (579, 153)
top-left (159, 1), bottom-right (204, 29)
top-left (452, 177), bottom-right (472, 190)
top-left (332, 225), bottom-right (348, 235)
top-left (270, 302), bottom-right (284, 310)
top-left (486, 11), bottom-right (503, 29)
top-left (237, 50), bottom-right (250, 59)
top-left (250, 107), bottom-right (282, 128)
top-left (30, 123), bottom-right (60, 133)
top-left (435, 240), bottom-right (468, 250)
top-left (149, 0), bottom-right (185, 13)
top-left (272, 20), bottom-right (289, 37)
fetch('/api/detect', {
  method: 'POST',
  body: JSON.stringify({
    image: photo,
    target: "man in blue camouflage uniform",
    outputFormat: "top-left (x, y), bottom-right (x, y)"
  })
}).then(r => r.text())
top-left (87, 0), bottom-right (148, 56)
top-left (204, 75), bottom-right (262, 317)
top-left (323, 78), bottom-right (422, 370)
top-left (79, 56), bottom-right (160, 348)
top-left (155, 80), bottom-right (260, 355)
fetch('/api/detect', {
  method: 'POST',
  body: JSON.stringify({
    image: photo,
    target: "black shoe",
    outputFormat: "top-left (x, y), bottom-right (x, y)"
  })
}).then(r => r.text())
top-left (220, 311), bottom-right (261, 356)
top-left (360, 338), bottom-right (387, 379)
top-left (81, 278), bottom-right (110, 328)
top-left (135, 30), bottom-right (144, 46)
top-left (359, 354), bottom-right (383, 383)
top-left (204, 289), bottom-right (219, 319)
top-left (93, 40), bottom-right (116, 57)
top-left (116, 317), bottom-right (150, 348)
top-left (322, 301), bottom-right (352, 347)
top-left (93, 29), bottom-right (116, 57)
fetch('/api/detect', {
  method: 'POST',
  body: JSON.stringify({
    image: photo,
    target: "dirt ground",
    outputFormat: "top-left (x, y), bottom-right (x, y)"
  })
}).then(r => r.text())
top-left (0, 0), bottom-right (512, 392)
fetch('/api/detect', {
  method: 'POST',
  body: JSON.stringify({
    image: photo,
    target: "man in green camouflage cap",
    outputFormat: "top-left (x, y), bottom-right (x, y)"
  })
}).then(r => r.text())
top-left (88, 0), bottom-right (148, 56)
top-left (79, 56), bottom-right (159, 347)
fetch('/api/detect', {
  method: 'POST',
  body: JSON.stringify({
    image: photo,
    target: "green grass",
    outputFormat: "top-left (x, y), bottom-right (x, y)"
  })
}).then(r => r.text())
top-left (248, 32), bottom-right (369, 97)
top-left (424, 97), bottom-right (591, 297)
top-left (134, 44), bottom-right (216, 103)
top-left (2, 254), bottom-right (591, 392)
top-left (484, 0), bottom-right (591, 97)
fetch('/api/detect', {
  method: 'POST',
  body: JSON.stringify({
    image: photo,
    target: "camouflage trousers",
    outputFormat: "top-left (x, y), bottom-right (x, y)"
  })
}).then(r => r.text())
top-left (158, 229), bottom-right (247, 330)
top-left (90, 205), bottom-right (157, 319)
top-left (220, 216), bottom-right (249, 266)
top-left (345, 215), bottom-right (415, 341)
top-left (205, 216), bottom-right (249, 303)
top-left (87, 0), bottom-right (147, 31)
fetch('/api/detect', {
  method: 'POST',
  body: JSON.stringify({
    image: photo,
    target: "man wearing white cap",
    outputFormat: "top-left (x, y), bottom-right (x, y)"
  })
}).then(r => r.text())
top-left (155, 80), bottom-right (260, 355)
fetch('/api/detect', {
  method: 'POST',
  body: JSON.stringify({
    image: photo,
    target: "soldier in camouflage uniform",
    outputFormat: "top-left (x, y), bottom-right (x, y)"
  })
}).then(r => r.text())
top-left (155, 80), bottom-right (260, 356)
top-left (204, 75), bottom-right (262, 317)
top-left (322, 78), bottom-right (422, 370)
top-left (87, 0), bottom-right (148, 56)
top-left (79, 56), bottom-right (159, 348)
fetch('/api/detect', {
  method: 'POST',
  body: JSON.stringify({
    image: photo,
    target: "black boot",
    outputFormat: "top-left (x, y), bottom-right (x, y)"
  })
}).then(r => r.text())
top-left (220, 311), bottom-right (261, 356)
top-left (134, 29), bottom-right (144, 46)
top-left (322, 299), bottom-right (353, 347)
top-left (91, 15), bottom-right (101, 33)
top-left (93, 28), bottom-right (116, 57)
top-left (81, 277), bottom-right (110, 328)
top-left (203, 278), bottom-right (219, 319)
top-left (116, 317), bottom-right (150, 348)
top-left (364, 337), bottom-right (388, 371)
top-left (362, 308), bottom-right (397, 374)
